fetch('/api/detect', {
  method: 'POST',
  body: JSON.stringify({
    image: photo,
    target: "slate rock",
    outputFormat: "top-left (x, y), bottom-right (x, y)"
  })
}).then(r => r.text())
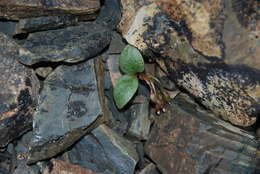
top-left (27, 59), bottom-right (104, 164)
top-left (0, 0), bottom-right (100, 20)
top-left (0, 33), bottom-right (39, 148)
top-left (145, 94), bottom-right (260, 174)
top-left (166, 61), bottom-right (260, 127)
top-left (128, 95), bottom-right (151, 140)
top-left (139, 163), bottom-right (160, 174)
top-left (0, 20), bottom-right (18, 36)
top-left (19, 23), bottom-right (111, 65)
top-left (66, 124), bottom-right (139, 174)
top-left (118, 0), bottom-right (260, 127)
top-left (96, 0), bottom-right (121, 30)
top-left (42, 159), bottom-right (100, 174)
top-left (14, 16), bottom-right (79, 34)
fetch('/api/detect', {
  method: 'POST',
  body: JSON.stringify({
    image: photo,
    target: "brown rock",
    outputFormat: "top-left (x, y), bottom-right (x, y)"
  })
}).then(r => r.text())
top-left (0, 0), bottom-right (100, 20)
top-left (43, 159), bottom-right (100, 174)
top-left (119, 0), bottom-right (225, 58)
top-left (166, 61), bottom-right (260, 127)
top-left (119, 0), bottom-right (260, 127)
top-left (145, 94), bottom-right (259, 174)
top-left (0, 33), bottom-right (39, 148)
top-left (222, 0), bottom-right (260, 70)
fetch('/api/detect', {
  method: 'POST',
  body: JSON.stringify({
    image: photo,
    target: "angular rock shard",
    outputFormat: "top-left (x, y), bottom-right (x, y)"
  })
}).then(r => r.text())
top-left (166, 61), bottom-right (260, 127)
top-left (66, 124), bottom-right (139, 174)
top-left (19, 23), bottom-right (111, 65)
top-left (145, 94), bottom-right (260, 174)
top-left (43, 159), bottom-right (100, 174)
top-left (27, 59), bottom-right (105, 164)
top-left (0, 0), bottom-right (100, 20)
top-left (0, 33), bottom-right (39, 148)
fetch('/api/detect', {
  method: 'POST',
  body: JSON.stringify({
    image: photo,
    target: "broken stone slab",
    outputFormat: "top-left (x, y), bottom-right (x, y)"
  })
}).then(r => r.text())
top-left (0, 0), bottom-right (100, 20)
top-left (145, 93), bottom-right (260, 174)
top-left (19, 23), bottom-right (111, 65)
top-left (127, 95), bottom-right (151, 140)
top-left (27, 59), bottom-right (105, 164)
top-left (0, 33), bottom-right (40, 148)
top-left (42, 159), bottom-right (100, 174)
top-left (139, 163), bottom-right (160, 174)
top-left (96, 0), bottom-right (121, 30)
top-left (119, 0), bottom-right (259, 66)
top-left (14, 16), bottom-right (79, 35)
top-left (118, 0), bottom-right (260, 127)
top-left (166, 61), bottom-right (260, 127)
top-left (65, 124), bottom-right (139, 174)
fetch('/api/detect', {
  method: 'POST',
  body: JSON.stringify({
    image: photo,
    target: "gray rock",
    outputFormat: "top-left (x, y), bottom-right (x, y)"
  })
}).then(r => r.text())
top-left (13, 161), bottom-right (39, 174)
top-left (108, 32), bottom-right (126, 54)
top-left (0, 20), bottom-right (18, 36)
top-left (128, 96), bottom-right (151, 140)
top-left (139, 163), bottom-right (160, 174)
top-left (0, 33), bottom-right (39, 148)
top-left (14, 16), bottom-right (78, 34)
top-left (19, 23), bottom-right (111, 65)
top-left (96, 0), bottom-right (121, 30)
top-left (28, 59), bottom-right (104, 164)
top-left (66, 124), bottom-right (139, 174)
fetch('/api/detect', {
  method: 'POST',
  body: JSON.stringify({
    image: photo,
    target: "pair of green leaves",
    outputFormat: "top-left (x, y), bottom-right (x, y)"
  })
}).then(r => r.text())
top-left (113, 45), bottom-right (145, 109)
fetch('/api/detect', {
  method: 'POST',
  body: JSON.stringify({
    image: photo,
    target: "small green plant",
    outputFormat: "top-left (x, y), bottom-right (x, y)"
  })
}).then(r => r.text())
top-left (113, 45), bottom-right (170, 114)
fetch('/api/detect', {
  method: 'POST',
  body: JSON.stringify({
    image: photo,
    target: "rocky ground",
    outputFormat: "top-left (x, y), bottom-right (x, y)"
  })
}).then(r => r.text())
top-left (0, 0), bottom-right (259, 174)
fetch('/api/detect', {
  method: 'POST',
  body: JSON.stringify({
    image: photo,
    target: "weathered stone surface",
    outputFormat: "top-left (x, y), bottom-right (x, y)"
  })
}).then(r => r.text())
top-left (119, 0), bottom-right (260, 127)
top-left (43, 159), bottom-right (100, 174)
top-left (222, 0), bottom-right (260, 70)
top-left (0, 20), bottom-right (18, 36)
top-left (0, 33), bottom-right (39, 148)
top-left (35, 67), bottom-right (53, 78)
top-left (27, 59), bottom-right (105, 164)
top-left (145, 94), bottom-right (260, 174)
top-left (14, 16), bottom-right (79, 34)
top-left (119, 0), bottom-right (257, 60)
top-left (139, 163), bottom-right (160, 174)
top-left (128, 95), bottom-right (151, 140)
top-left (152, 0), bottom-right (225, 58)
top-left (66, 124), bottom-right (139, 174)
top-left (0, 0), bottom-right (100, 20)
top-left (96, 0), bottom-right (121, 30)
top-left (166, 61), bottom-right (260, 127)
top-left (19, 23), bottom-right (111, 65)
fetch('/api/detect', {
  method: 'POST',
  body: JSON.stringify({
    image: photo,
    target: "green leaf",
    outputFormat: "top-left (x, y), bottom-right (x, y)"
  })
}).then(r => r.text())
top-left (113, 75), bottom-right (139, 109)
top-left (119, 45), bottom-right (144, 75)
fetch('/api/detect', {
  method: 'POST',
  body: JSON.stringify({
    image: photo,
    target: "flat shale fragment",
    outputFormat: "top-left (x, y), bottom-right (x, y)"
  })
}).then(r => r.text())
top-left (19, 23), bottom-right (111, 65)
top-left (167, 61), bottom-right (260, 127)
top-left (0, 0), bottom-right (100, 20)
top-left (65, 124), bottom-right (139, 174)
top-left (145, 94), bottom-right (260, 174)
top-left (14, 16), bottom-right (79, 34)
top-left (0, 33), bottom-right (39, 148)
top-left (27, 59), bottom-right (105, 164)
